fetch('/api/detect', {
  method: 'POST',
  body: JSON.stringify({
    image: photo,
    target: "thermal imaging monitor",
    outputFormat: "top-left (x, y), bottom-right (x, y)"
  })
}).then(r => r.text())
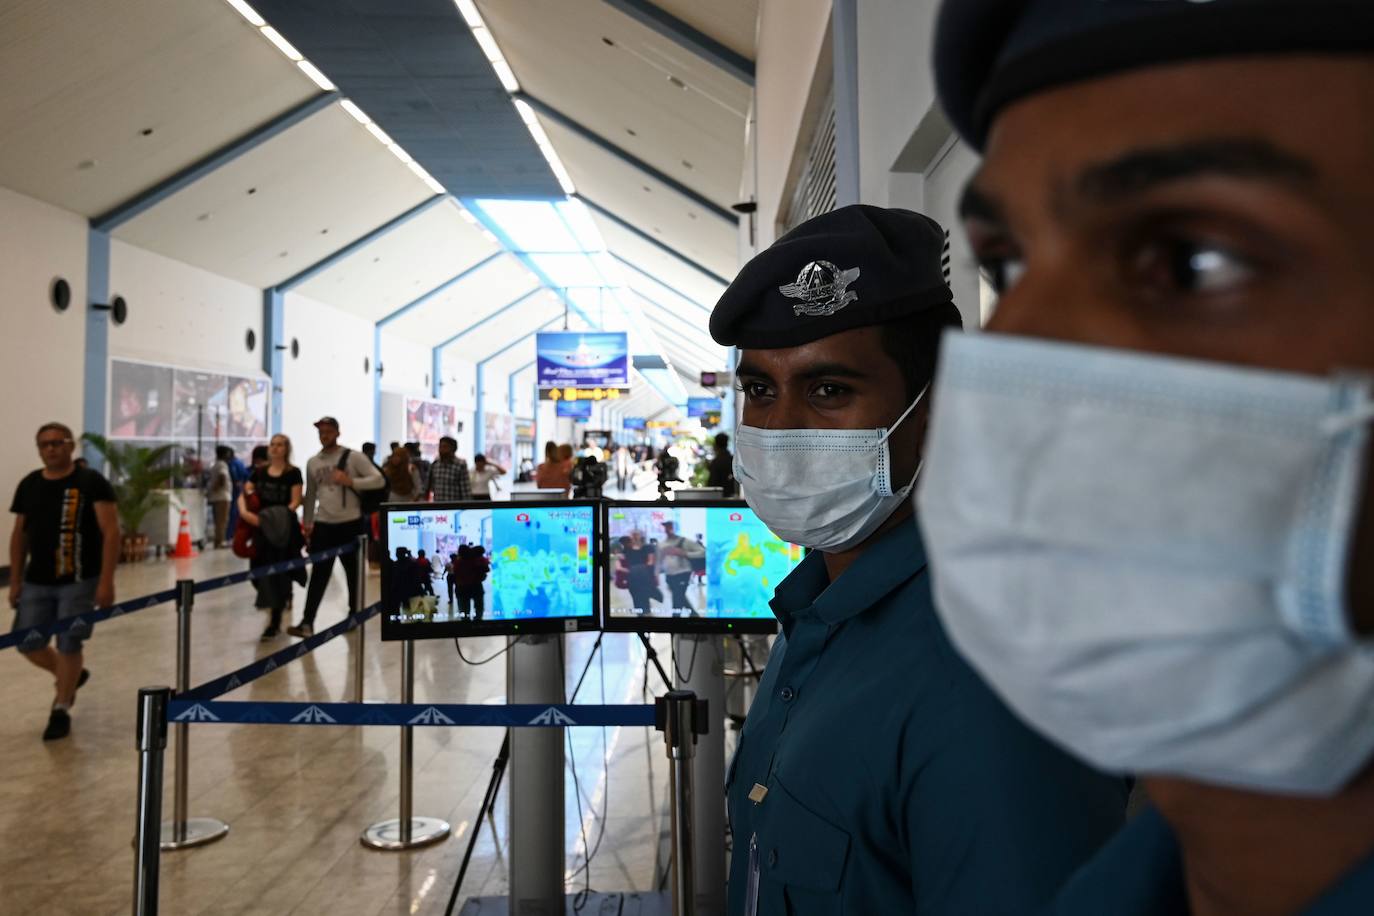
top-left (380, 501), bottom-right (601, 640)
top-left (602, 500), bottom-right (801, 633)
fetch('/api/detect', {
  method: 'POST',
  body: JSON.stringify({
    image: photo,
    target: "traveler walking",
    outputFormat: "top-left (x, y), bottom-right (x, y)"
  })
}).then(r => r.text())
top-left (289, 416), bottom-right (384, 638)
top-left (8, 422), bottom-right (119, 740)
top-left (207, 445), bottom-right (233, 548)
top-left (469, 454), bottom-right (506, 500)
top-left (426, 436), bottom-right (471, 501)
top-left (237, 433), bottom-right (303, 640)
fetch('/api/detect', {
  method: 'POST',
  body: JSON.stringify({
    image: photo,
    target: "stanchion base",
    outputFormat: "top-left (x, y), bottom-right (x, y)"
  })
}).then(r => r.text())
top-left (159, 817), bottom-right (229, 850)
top-left (360, 816), bottom-right (451, 850)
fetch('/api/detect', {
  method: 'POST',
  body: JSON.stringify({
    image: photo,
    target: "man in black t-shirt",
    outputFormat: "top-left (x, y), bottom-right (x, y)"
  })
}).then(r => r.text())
top-left (8, 422), bottom-right (120, 741)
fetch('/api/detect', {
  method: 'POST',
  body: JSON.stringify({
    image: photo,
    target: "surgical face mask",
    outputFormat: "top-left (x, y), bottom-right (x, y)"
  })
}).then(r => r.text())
top-left (916, 331), bottom-right (1374, 796)
top-left (734, 388), bottom-right (925, 553)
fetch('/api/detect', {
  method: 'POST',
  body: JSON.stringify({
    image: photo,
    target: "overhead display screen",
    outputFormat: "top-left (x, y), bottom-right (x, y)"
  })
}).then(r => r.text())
top-left (536, 332), bottom-right (629, 392)
top-left (381, 501), bottom-right (601, 640)
top-left (603, 500), bottom-right (801, 633)
top-left (556, 399), bottom-right (593, 419)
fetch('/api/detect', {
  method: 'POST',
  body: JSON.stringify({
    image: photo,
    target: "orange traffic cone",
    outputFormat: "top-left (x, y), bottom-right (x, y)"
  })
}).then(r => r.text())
top-left (172, 508), bottom-right (198, 558)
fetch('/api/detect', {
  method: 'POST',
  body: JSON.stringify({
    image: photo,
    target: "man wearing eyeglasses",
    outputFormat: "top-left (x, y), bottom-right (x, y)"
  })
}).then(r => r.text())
top-left (8, 422), bottom-right (119, 741)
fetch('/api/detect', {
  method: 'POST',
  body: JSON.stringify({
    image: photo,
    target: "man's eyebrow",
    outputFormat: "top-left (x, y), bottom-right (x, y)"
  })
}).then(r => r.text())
top-left (796, 362), bottom-right (870, 381)
top-left (1077, 138), bottom-right (1317, 203)
top-left (734, 362), bottom-right (772, 381)
top-left (958, 180), bottom-right (1004, 223)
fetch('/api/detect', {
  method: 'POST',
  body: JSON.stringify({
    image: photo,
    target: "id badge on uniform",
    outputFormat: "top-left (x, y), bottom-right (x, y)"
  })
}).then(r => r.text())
top-left (745, 833), bottom-right (760, 916)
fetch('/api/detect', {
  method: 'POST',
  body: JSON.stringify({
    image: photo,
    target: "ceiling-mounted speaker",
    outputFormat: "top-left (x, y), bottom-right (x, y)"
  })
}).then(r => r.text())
top-left (50, 277), bottom-right (71, 312)
top-left (291, 338), bottom-right (300, 359)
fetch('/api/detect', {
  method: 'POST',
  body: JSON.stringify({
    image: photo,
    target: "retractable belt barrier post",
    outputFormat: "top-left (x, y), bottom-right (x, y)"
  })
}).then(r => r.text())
top-left (657, 690), bottom-right (707, 916)
top-left (134, 686), bottom-right (170, 916)
top-left (361, 639), bottom-right (452, 850)
top-left (352, 534), bottom-right (367, 703)
top-left (162, 580), bottom-right (229, 851)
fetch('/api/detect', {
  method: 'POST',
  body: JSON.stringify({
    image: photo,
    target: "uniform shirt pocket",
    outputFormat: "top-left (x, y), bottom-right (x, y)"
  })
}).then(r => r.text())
top-left (756, 775), bottom-right (851, 899)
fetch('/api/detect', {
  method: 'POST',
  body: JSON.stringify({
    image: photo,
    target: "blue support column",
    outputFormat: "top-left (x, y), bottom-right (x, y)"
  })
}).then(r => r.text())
top-left (262, 289), bottom-right (285, 434)
top-left (432, 348), bottom-right (442, 398)
top-left (82, 229), bottom-right (111, 451)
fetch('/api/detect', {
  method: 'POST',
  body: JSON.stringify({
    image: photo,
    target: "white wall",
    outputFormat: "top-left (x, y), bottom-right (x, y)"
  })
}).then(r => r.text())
top-left (755, 0), bottom-right (832, 246)
top-left (281, 291), bottom-right (375, 462)
top-left (0, 187), bottom-right (87, 500)
top-left (109, 240), bottom-right (261, 374)
top-left (379, 332), bottom-right (433, 399)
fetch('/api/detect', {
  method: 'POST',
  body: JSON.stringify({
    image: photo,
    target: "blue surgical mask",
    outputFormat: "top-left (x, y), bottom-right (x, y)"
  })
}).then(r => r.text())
top-left (916, 331), bottom-right (1374, 796)
top-left (735, 389), bottom-right (926, 552)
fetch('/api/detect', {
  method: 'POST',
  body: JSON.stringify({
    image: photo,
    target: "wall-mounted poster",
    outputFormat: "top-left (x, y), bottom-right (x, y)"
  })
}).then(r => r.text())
top-left (110, 359), bottom-right (174, 439)
top-left (536, 332), bottom-right (629, 393)
top-left (405, 398), bottom-right (457, 454)
top-left (482, 412), bottom-right (513, 471)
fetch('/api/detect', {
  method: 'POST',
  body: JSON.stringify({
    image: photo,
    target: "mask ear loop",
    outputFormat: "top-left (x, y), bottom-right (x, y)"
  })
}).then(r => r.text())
top-left (876, 383), bottom-right (932, 497)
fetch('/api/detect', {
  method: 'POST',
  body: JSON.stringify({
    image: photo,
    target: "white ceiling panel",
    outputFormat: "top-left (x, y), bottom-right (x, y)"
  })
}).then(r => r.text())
top-left (479, 0), bottom-right (749, 210)
top-left (650, 0), bottom-right (760, 60)
top-left (596, 215), bottom-right (727, 308)
top-left (542, 118), bottom-right (738, 278)
top-left (385, 255), bottom-right (542, 345)
top-left (447, 291), bottom-right (566, 364)
top-left (296, 201), bottom-right (503, 321)
top-left (0, 0), bottom-right (317, 217)
top-left (113, 104), bottom-right (432, 289)
top-left (628, 291), bottom-right (724, 360)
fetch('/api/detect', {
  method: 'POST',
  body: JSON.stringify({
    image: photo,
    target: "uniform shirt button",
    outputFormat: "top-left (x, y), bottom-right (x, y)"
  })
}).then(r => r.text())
top-left (779, 686), bottom-right (796, 702)
top-left (768, 849), bottom-right (779, 867)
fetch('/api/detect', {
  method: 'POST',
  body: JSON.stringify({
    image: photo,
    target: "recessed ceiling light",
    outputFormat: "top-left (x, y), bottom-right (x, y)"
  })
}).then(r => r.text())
top-left (197, 213), bottom-right (210, 222)
top-left (247, 187), bottom-right (257, 195)
top-left (626, 127), bottom-right (637, 137)
top-left (681, 160), bottom-right (693, 169)
top-left (77, 159), bottom-right (97, 170)
top-left (278, 251), bottom-right (289, 258)
top-left (602, 37), bottom-right (615, 47)
top-left (687, 212), bottom-right (697, 220)
top-left (667, 75), bottom-right (687, 90)
top-left (140, 128), bottom-right (154, 137)
top-left (373, 257), bottom-right (381, 263)
top-left (642, 186), bottom-right (652, 193)
top-left (320, 228), bottom-right (329, 235)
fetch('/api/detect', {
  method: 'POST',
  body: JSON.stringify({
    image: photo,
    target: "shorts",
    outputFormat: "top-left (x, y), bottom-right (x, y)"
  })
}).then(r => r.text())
top-left (15, 579), bottom-right (97, 654)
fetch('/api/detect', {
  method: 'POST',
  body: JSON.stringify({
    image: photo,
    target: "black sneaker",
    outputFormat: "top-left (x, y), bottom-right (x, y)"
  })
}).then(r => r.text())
top-left (42, 708), bottom-right (71, 741)
top-left (286, 623), bottom-right (314, 638)
top-left (77, 668), bottom-right (90, 691)
top-left (261, 624), bottom-right (280, 641)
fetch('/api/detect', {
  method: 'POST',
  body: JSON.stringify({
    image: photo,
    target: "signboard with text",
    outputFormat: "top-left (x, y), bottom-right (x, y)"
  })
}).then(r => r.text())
top-left (556, 400), bottom-right (594, 419)
top-left (623, 417), bottom-right (647, 430)
top-left (537, 332), bottom-right (629, 393)
top-left (687, 397), bottom-right (723, 418)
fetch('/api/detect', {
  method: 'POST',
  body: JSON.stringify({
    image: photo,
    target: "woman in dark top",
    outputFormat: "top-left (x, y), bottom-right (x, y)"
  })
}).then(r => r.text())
top-left (237, 434), bottom-right (303, 640)
top-left (621, 529), bottom-right (658, 614)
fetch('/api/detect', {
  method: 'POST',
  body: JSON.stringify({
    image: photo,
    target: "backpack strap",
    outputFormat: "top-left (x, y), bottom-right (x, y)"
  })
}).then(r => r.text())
top-left (335, 448), bottom-right (352, 507)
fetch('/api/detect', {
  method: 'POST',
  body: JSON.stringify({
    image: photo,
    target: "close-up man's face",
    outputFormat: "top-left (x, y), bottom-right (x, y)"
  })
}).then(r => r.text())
top-left (963, 56), bottom-right (1374, 630)
top-left (317, 424), bottom-right (338, 448)
top-left (736, 325), bottom-right (923, 481)
top-left (36, 430), bottom-right (74, 471)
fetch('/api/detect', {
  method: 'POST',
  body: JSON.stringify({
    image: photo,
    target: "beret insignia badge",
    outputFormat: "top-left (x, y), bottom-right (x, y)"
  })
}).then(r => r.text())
top-left (779, 261), bottom-right (861, 317)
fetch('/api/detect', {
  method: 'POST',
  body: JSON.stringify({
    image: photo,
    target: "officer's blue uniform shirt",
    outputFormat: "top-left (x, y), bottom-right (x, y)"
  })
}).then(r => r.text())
top-left (725, 517), bottom-right (1129, 915)
top-left (1047, 806), bottom-right (1374, 916)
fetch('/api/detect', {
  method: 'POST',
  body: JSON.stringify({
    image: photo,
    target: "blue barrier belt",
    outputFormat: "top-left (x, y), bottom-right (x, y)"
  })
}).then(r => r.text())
top-left (179, 601), bottom-right (383, 701)
top-left (0, 542), bottom-right (360, 652)
top-left (166, 700), bottom-right (658, 728)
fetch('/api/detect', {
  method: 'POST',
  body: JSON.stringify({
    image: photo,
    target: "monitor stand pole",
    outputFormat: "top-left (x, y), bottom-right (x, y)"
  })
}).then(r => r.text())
top-left (507, 633), bottom-right (565, 912)
top-left (673, 633), bottom-right (727, 916)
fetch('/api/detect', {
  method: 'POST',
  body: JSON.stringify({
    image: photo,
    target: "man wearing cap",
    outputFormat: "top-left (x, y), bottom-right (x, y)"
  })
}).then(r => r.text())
top-left (291, 416), bottom-right (384, 637)
top-left (918, 3), bottom-right (1374, 914)
top-left (715, 204), bottom-right (1127, 915)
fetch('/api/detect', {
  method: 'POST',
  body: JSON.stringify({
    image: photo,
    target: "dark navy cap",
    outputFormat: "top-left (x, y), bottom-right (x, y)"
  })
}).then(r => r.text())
top-left (710, 205), bottom-right (957, 349)
top-left (935, 0), bottom-right (1374, 150)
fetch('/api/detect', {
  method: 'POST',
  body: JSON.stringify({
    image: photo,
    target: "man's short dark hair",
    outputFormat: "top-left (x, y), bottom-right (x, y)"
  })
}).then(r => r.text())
top-left (474, 453), bottom-right (486, 463)
top-left (362, 441), bottom-right (376, 457)
top-left (36, 422), bottom-right (73, 441)
top-left (714, 432), bottom-right (730, 450)
top-left (439, 436), bottom-right (457, 449)
top-left (878, 303), bottom-right (963, 401)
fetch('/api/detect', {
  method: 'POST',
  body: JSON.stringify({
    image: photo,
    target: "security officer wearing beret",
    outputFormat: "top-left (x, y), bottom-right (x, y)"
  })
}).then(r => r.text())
top-left (714, 205), bottom-right (1128, 915)
top-left (920, 2), bottom-right (1374, 914)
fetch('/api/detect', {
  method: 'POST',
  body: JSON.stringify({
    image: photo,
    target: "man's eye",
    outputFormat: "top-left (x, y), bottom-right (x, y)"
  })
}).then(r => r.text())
top-left (1130, 239), bottom-right (1254, 295)
top-left (811, 383), bottom-right (847, 400)
top-left (739, 381), bottom-right (771, 400)
top-left (978, 257), bottom-right (1026, 295)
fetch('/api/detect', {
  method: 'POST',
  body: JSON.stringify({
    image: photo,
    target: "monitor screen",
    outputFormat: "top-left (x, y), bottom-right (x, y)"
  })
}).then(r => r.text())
top-left (602, 500), bottom-right (802, 633)
top-left (380, 501), bottom-right (601, 640)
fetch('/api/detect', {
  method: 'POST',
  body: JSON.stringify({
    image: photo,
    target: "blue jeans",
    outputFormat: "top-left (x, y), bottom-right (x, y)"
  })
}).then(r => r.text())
top-left (15, 579), bottom-right (97, 655)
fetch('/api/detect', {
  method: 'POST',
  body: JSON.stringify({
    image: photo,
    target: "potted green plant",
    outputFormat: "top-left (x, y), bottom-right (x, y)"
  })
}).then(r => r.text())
top-left (81, 434), bottom-right (183, 562)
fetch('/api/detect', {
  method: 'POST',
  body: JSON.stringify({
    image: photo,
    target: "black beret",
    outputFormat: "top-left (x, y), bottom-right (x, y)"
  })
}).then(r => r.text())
top-left (935, 0), bottom-right (1374, 150)
top-left (710, 205), bottom-right (956, 349)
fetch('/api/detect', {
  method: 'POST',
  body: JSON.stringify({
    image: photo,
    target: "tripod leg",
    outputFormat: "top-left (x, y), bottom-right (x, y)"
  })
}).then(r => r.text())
top-left (443, 731), bottom-right (513, 916)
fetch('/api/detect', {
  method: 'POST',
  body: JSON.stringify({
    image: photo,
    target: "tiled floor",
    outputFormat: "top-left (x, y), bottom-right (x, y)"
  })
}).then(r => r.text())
top-left (0, 538), bottom-right (692, 915)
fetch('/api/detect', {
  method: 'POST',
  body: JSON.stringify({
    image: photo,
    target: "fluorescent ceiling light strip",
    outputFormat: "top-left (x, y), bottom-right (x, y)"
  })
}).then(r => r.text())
top-left (388, 144), bottom-right (413, 165)
top-left (472, 26), bottom-right (503, 63)
top-left (453, 0), bottom-right (483, 28)
top-left (340, 99), bottom-right (371, 125)
top-left (492, 60), bottom-right (520, 93)
top-left (296, 60), bottom-right (335, 91)
top-left (365, 123), bottom-right (394, 146)
top-left (260, 26), bottom-right (302, 61)
top-left (225, 0), bottom-right (266, 27)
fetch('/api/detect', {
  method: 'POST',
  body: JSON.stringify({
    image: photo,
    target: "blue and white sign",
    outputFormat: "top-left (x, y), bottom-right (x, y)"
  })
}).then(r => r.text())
top-left (623, 417), bottom-right (647, 430)
top-left (556, 399), bottom-right (593, 419)
top-left (687, 397), bottom-right (723, 418)
top-left (537, 332), bottom-right (629, 390)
